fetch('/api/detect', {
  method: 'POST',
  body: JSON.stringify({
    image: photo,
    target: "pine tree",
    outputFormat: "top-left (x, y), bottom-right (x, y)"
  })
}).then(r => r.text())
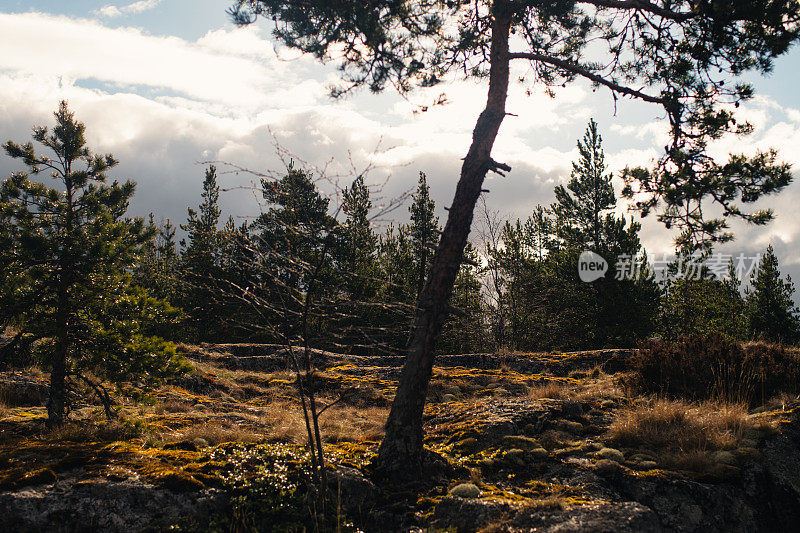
top-left (333, 175), bottom-right (384, 352)
top-left (659, 253), bottom-right (748, 339)
top-left (496, 121), bottom-right (661, 349)
top-left (438, 243), bottom-right (487, 354)
top-left (255, 166), bottom-right (336, 282)
top-left (215, 216), bottom-right (255, 341)
top-left (745, 245), bottom-right (800, 343)
top-left (339, 175), bottom-right (379, 300)
top-left (135, 215), bottom-right (179, 300)
top-left (0, 196), bottom-right (24, 328)
top-left (183, 166), bottom-right (222, 260)
top-left (252, 166), bottom-right (337, 341)
top-left (552, 119), bottom-right (616, 251)
top-left (408, 172), bottom-right (439, 299)
top-left (181, 166), bottom-right (222, 341)
top-left (0, 101), bottom-right (186, 425)
top-left (375, 224), bottom-right (416, 352)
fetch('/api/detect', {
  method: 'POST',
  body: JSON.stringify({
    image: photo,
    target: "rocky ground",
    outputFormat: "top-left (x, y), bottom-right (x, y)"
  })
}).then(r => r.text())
top-left (0, 344), bottom-right (799, 532)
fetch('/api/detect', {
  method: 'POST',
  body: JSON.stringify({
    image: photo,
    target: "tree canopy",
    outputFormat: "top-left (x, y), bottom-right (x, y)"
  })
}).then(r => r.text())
top-left (231, 0), bottom-right (797, 249)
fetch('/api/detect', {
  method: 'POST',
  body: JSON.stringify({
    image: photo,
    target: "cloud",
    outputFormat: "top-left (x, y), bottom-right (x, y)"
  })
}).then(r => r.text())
top-left (93, 0), bottom-right (162, 18)
top-left (0, 13), bottom-right (327, 111)
top-left (1, 10), bottom-right (799, 292)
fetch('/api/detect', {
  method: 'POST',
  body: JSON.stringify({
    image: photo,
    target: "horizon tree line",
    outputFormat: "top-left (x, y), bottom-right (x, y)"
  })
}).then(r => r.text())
top-left (1, 106), bottom-right (798, 427)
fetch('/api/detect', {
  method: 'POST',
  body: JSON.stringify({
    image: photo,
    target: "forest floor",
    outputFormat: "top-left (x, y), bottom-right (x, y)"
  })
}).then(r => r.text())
top-left (0, 344), bottom-right (799, 532)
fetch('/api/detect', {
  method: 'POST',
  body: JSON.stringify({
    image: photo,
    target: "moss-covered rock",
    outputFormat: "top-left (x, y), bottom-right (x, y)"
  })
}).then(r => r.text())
top-left (501, 435), bottom-right (541, 451)
top-left (595, 447), bottom-right (624, 462)
top-left (504, 449), bottom-right (526, 466)
top-left (449, 483), bottom-right (481, 499)
top-left (530, 448), bottom-right (549, 461)
top-left (150, 470), bottom-right (205, 492)
top-left (453, 438), bottom-right (479, 455)
top-left (594, 459), bottom-right (623, 477)
top-left (555, 419), bottom-right (584, 435)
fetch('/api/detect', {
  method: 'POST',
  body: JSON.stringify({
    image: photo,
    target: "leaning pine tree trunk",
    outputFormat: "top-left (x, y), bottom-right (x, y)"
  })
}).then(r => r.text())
top-left (374, 6), bottom-right (512, 481)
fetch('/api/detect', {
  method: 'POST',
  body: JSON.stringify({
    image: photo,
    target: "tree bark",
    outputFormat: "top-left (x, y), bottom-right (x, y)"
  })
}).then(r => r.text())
top-left (374, 5), bottom-right (512, 481)
top-left (48, 170), bottom-right (73, 427)
top-left (48, 260), bottom-right (69, 426)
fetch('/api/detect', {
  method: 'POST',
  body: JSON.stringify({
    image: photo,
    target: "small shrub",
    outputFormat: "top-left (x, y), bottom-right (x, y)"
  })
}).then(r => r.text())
top-left (626, 334), bottom-right (800, 405)
top-left (262, 400), bottom-right (387, 444)
top-left (206, 443), bottom-right (318, 532)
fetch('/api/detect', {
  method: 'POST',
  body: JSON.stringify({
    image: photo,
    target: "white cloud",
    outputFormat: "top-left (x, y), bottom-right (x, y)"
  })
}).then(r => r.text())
top-left (1, 10), bottom-right (799, 289)
top-left (0, 13), bottom-right (323, 110)
top-left (94, 0), bottom-right (162, 18)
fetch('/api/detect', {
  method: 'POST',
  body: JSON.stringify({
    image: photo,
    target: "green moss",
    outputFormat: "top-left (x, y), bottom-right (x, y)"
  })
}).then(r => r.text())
top-left (500, 435), bottom-right (541, 451)
top-left (149, 470), bottom-right (205, 492)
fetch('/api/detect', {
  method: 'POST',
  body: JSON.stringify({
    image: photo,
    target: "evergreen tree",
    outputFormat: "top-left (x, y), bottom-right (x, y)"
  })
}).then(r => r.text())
top-left (255, 166), bottom-right (334, 269)
top-left (0, 195), bottom-right (24, 329)
top-left (135, 215), bottom-right (180, 302)
top-left (183, 166), bottom-right (222, 258)
top-left (338, 175), bottom-right (379, 300)
top-left (552, 119), bottom-right (616, 251)
top-left (181, 166), bottom-right (222, 341)
top-left (377, 224), bottom-right (415, 304)
top-left (493, 122), bottom-right (659, 350)
top-left (252, 166), bottom-right (337, 341)
top-left (216, 216), bottom-right (256, 341)
top-left (0, 102), bottom-right (185, 425)
top-left (745, 245), bottom-right (800, 343)
top-left (333, 175), bottom-right (384, 352)
top-left (438, 243), bottom-right (488, 354)
top-left (375, 224), bottom-right (416, 352)
top-left (659, 254), bottom-right (747, 339)
top-left (408, 172), bottom-right (439, 299)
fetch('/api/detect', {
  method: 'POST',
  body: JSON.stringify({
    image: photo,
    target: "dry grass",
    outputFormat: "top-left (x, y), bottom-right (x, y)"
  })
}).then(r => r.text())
top-left (528, 373), bottom-right (621, 404)
top-left (574, 373), bottom-right (623, 403)
top-left (43, 421), bottom-right (145, 443)
top-left (159, 399), bottom-right (193, 414)
top-left (172, 422), bottom-right (264, 445)
top-left (606, 398), bottom-right (763, 462)
top-left (261, 399), bottom-right (387, 444)
top-left (528, 381), bottom-right (573, 400)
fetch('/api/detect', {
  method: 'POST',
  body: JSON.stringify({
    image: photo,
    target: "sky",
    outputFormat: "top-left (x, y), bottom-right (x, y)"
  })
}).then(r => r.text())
top-left (2, 0), bottom-right (800, 284)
